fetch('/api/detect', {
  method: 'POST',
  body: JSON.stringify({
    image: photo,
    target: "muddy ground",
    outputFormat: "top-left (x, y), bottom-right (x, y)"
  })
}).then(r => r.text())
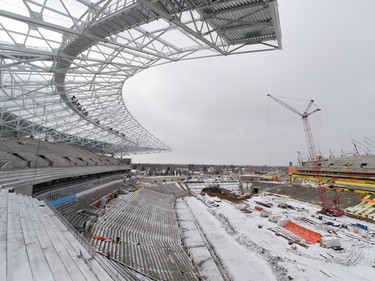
top-left (203, 183), bottom-right (365, 209)
top-left (201, 186), bottom-right (251, 203)
top-left (254, 183), bottom-right (365, 209)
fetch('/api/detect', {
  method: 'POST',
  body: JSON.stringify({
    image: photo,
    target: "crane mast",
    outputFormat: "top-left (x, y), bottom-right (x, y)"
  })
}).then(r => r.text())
top-left (267, 94), bottom-right (344, 216)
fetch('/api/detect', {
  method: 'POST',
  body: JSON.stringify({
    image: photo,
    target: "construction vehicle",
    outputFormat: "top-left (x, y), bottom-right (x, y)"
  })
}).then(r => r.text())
top-left (267, 94), bottom-right (345, 217)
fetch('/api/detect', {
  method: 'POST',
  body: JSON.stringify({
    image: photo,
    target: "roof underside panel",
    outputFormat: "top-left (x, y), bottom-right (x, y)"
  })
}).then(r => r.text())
top-left (199, 0), bottom-right (280, 44)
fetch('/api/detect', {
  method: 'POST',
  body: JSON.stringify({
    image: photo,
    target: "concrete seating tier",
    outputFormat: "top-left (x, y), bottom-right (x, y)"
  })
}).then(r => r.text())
top-left (0, 138), bottom-right (121, 169)
top-left (56, 183), bottom-right (124, 230)
top-left (0, 189), bottom-right (118, 281)
top-left (102, 192), bottom-right (180, 239)
top-left (41, 174), bottom-right (123, 200)
top-left (90, 188), bottom-right (200, 281)
top-left (0, 165), bottom-right (128, 195)
top-left (144, 183), bottom-right (182, 195)
top-left (305, 155), bottom-right (375, 170)
top-left (95, 253), bottom-right (155, 281)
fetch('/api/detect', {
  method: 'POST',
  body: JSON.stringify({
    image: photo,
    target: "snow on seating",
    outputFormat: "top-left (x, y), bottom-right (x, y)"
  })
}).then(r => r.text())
top-left (0, 189), bottom-right (120, 281)
top-left (90, 188), bottom-right (200, 281)
top-left (0, 165), bottom-right (127, 195)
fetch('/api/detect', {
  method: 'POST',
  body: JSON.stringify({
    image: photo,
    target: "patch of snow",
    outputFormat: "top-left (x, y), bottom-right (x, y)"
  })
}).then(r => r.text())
top-left (177, 192), bottom-right (375, 281)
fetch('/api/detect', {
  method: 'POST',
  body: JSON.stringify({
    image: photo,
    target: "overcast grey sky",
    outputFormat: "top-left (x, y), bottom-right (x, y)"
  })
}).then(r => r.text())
top-left (124, 0), bottom-right (375, 166)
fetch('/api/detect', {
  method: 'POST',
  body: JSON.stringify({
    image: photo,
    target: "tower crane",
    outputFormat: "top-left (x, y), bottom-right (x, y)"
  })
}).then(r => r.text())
top-left (267, 94), bottom-right (321, 162)
top-left (267, 94), bottom-right (344, 216)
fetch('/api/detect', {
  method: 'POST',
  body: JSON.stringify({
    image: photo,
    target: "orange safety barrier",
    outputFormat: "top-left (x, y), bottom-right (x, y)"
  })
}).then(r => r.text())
top-left (284, 220), bottom-right (322, 244)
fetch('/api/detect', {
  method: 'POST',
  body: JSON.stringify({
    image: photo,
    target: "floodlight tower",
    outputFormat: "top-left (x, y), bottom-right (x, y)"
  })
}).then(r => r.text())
top-left (267, 94), bottom-right (321, 163)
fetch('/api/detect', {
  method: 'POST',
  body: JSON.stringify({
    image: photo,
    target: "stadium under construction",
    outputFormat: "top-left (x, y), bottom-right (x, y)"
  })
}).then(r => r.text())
top-left (289, 155), bottom-right (375, 194)
top-left (2, 0), bottom-right (375, 280)
top-left (0, 0), bottom-right (285, 280)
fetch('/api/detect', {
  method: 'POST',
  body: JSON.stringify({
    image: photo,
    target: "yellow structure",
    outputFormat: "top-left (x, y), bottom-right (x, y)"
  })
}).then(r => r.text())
top-left (346, 195), bottom-right (375, 221)
top-left (289, 155), bottom-right (375, 193)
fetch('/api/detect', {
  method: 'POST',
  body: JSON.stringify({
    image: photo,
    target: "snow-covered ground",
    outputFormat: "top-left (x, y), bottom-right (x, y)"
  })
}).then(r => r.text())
top-left (188, 182), bottom-right (239, 192)
top-left (177, 185), bottom-right (375, 281)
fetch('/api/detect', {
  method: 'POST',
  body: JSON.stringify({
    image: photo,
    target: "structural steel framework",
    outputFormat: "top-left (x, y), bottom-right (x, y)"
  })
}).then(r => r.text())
top-left (0, 0), bottom-right (281, 155)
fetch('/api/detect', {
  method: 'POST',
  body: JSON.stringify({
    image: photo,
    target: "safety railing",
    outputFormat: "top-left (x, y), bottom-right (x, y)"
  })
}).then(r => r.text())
top-left (41, 174), bottom-right (124, 202)
top-left (44, 199), bottom-right (96, 257)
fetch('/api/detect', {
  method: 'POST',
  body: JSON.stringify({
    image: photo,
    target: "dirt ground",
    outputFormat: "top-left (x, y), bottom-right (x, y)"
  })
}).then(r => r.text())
top-left (203, 183), bottom-right (365, 209)
top-left (201, 186), bottom-right (251, 203)
top-left (257, 183), bottom-right (365, 209)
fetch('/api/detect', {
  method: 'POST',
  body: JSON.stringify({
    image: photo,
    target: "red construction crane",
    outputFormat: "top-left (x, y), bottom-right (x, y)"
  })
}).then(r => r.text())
top-left (267, 94), bottom-right (321, 162)
top-left (319, 186), bottom-right (345, 217)
top-left (267, 94), bottom-right (344, 216)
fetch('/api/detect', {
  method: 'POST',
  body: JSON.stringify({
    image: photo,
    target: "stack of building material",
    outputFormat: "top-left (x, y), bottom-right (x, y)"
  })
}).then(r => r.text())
top-left (346, 194), bottom-right (375, 221)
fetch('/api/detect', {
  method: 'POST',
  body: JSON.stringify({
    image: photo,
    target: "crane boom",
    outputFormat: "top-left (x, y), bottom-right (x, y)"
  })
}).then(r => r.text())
top-left (304, 100), bottom-right (314, 114)
top-left (267, 94), bottom-right (321, 161)
top-left (267, 94), bottom-right (344, 217)
top-left (267, 94), bottom-right (302, 116)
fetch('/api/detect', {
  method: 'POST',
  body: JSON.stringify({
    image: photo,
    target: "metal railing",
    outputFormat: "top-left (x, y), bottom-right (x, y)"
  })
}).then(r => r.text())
top-left (0, 161), bottom-right (11, 170)
top-left (43, 199), bottom-right (96, 257)
top-left (41, 175), bottom-right (124, 201)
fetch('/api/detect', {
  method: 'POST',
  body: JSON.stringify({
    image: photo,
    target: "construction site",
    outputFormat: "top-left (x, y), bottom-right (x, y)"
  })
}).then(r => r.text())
top-left (1, 128), bottom-right (374, 281)
top-left (177, 93), bottom-right (375, 280)
top-left (266, 94), bottom-right (375, 220)
top-left (184, 180), bottom-right (375, 281)
top-left (1, 0), bottom-right (375, 280)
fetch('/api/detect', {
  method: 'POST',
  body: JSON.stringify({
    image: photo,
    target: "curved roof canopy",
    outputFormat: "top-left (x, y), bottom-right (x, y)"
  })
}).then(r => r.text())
top-left (0, 0), bottom-right (281, 155)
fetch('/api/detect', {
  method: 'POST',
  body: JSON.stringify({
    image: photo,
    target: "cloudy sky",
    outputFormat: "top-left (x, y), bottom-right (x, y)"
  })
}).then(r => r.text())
top-left (125, 0), bottom-right (375, 166)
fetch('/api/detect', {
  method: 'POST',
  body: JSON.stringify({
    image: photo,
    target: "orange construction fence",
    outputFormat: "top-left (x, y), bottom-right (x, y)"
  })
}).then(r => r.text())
top-left (284, 220), bottom-right (322, 244)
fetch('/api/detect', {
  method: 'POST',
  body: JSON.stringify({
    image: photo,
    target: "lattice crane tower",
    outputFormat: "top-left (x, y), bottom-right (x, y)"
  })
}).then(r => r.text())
top-left (267, 94), bottom-right (321, 162)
